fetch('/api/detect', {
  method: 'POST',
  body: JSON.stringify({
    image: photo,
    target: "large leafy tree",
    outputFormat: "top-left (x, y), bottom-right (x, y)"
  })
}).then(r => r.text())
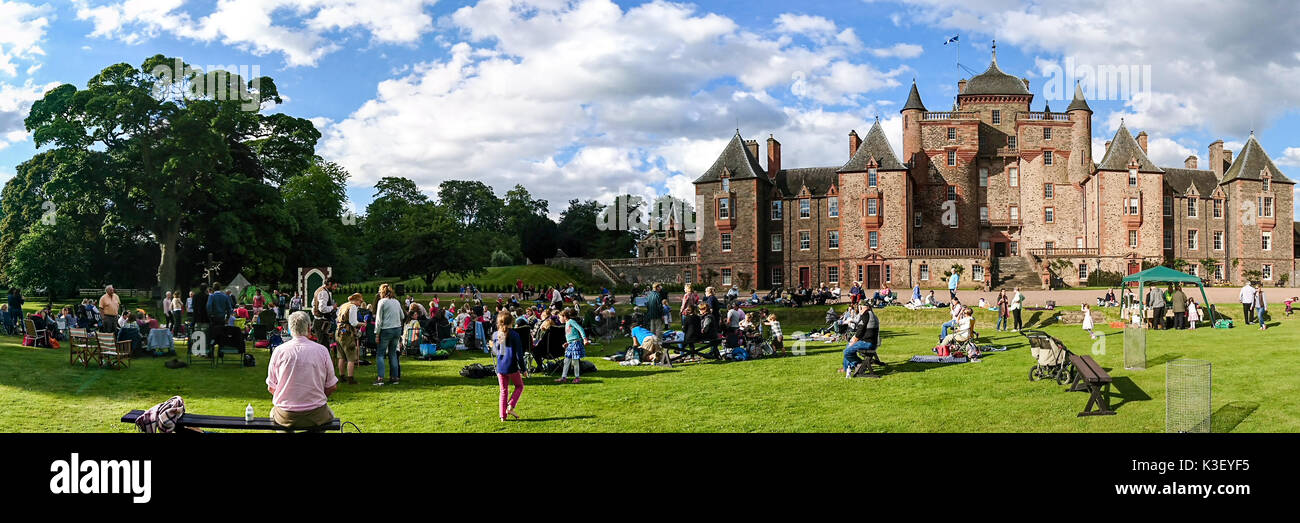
top-left (558, 198), bottom-right (637, 258)
top-left (437, 179), bottom-right (503, 230)
top-left (22, 55), bottom-right (319, 292)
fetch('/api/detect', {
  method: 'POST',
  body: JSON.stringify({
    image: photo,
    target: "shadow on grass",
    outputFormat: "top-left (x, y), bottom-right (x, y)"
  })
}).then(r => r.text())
top-left (1107, 376), bottom-right (1151, 411)
top-left (1146, 353), bottom-right (1184, 367)
top-left (1210, 401), bottom-right (1259, 433)
top-left (515, 415), bottom-right (596, 423)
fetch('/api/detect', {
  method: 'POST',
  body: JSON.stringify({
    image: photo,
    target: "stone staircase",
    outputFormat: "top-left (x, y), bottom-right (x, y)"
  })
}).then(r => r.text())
top-left (591, 258), bottom-right (626, 286)
top-left (993, 256), bottom-right (1040, 290)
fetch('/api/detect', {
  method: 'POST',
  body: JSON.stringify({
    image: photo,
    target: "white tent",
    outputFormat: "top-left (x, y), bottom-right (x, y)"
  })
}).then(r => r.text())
top-left (225, 273), bottom-right (252, 297)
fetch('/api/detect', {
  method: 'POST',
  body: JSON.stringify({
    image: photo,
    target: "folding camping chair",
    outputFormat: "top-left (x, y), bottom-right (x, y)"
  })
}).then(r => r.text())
top-left (95, 331), bottom-right (132, 369)
top-left (527, 325), bottom-right (567, 374)
top-left (69, 327), bottom-right (93, 367)
top-left (212, 325), bottom-right (246, 367)
top-left (23, 318), bottom-right (47, 348)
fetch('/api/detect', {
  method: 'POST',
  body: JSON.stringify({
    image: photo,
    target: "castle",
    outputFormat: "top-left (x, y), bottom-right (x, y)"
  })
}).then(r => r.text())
top-left (636, 48), bottom-right (1296, 291)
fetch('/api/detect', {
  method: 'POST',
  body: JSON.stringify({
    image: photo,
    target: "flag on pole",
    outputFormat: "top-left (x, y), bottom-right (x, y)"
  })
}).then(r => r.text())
top-left (944, 35), bottom-right (959, 45)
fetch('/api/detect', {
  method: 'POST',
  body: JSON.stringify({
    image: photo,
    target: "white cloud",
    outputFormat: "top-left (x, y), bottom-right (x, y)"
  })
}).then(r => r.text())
top-left (0, 80), bottom-right (58, 152)
top-left (869, 43), bottom-right (924, 59)
top-left (896, 0), bottom-right (1300, 137)
top-left (318, 0), bottom-right (908, 209)
top-left (0, 1), bottom-right (50, 77)
top-left (75, 0), bottom-right (439, 67)
top-left (1277, 147), bottom-right (1300, 167)
top-left (774, 13), bottom-right (837, 35)
top-left (1145, 136), bottom-right (1196, 167)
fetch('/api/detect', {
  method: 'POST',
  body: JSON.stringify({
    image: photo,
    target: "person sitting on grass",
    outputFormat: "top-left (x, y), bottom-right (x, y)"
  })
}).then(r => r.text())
top-left (842, 303), bottom-right (882, 377)
top-left (266, 311), bottom-right (338, 429)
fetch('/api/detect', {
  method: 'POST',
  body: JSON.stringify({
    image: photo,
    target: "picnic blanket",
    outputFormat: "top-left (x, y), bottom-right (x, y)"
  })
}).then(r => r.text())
top-left (909, 355), bottom-right (969, 364)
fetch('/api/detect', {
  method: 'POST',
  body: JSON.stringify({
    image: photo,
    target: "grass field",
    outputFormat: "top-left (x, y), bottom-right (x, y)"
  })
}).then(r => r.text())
top-left (354, 265), bottom-right (607, 294)
top-left (1, 302), bottom-right (1296, 433)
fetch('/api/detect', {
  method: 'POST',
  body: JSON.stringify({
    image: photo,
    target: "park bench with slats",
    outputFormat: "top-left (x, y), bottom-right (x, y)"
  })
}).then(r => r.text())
top-left (121, 410), bottom-right (341, 432)
top-left (1067, 354), bottom-right (1116, 417)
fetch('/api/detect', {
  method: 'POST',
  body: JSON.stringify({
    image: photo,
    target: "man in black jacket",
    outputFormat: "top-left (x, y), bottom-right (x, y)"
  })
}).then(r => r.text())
top-left (842, 304), bottom-right (883, 377)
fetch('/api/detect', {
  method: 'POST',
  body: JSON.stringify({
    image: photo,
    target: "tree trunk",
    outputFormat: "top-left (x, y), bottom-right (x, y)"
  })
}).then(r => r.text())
top-left (156, 220), bottom-right (182, 295)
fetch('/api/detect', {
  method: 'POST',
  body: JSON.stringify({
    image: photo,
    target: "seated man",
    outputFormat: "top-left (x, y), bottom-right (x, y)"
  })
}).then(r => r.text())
top-left (842, 304), bottom-right (882, 377)
top-left (266, 311), bottom-right (338, 429)
top-left (939, 307), bottom-right (977, 360)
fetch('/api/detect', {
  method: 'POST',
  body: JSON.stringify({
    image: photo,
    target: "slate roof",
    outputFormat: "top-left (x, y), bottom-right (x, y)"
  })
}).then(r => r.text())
top-left (1161, 167), bottom-right (1219, 196)
top-left (961, 56), bottom-right (1031, 96)
top-left (1222, 134), bottom-right (1293, 184)
top-left (692, 131), bottom-right (770, 184)
top-left (840, 119), bottom-right (906, 171)
top-left (901, 81), bottom-right (926, 112)
top-left (774, 167), bottom-right (840, 197)
top-left (1095, 123), bottom-right (1163, 173)
top-left (1066, 82), bottom-right (1092, 113)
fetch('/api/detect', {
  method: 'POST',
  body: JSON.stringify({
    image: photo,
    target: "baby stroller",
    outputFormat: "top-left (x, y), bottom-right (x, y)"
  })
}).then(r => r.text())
top-left (1024, 330), bottom-right (1074, 384)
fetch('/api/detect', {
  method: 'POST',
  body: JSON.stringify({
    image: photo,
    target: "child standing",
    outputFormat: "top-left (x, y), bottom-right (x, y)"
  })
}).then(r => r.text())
top-left (1187, 298), bottom-right (1200, 329)
top-left (493, 311), bottom-right (526, 421)
top-left (1081, 302), bottom-right (1096, 339)
top-left (995, 291), bottom-right (1009, 331)
top-left (765, 313), bottom-right (785, 356)
top-left (557, 308), bottom-right (589, 384)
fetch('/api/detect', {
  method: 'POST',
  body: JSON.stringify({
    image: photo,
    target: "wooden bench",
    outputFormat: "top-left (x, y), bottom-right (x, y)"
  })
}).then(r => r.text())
top-left (1067, 354), bottom-right (1115, 417)
top-left (121, 410), bottom-right (342, 432)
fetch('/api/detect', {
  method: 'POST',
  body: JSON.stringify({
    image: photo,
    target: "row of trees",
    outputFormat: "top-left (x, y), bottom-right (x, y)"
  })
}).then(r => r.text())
top-left (0, 54), bottom-right (643, 299)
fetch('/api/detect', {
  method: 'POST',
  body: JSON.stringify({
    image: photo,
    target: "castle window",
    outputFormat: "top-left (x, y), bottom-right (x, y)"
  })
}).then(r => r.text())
top-left (868, 169), bottom-right (878, 187)
top-left (920, 263), bottom-right (930, 280)
top-left (684, 269), bottom-right (693, 284)
top-left (1263, 264), bottom-right (1273, 281)
top-left (1043, 183), bottom-right (1054, 199)
top-left (1213, 199), bottom-right (1223, 218)
top-left (1186, 198), bottom-right (1197, 218)
top-left (972, 264), bottom-right (984, 282)
top-left (721, 268), bottom-right (732, 286)
top-left (718, 198), bottom-right (730, 219)
top-left (1009, 167), bottom-right (1019, 187)
top-left (1214, 230), bottom-right (1223, 251)
top-left (979, 167), bottom-right (988, 187)
top-left (979, 206), bottom-right (988, 223)
top-left (1258, 196), bottom-right (1274, 217)
top-left (947, 185), bottom-right (957, 201)
top-left (913, 211), bottom-right (922, 228)
top-left (1043, 150), bottom-right (1053, 165)
top-left (1009, 206), bottom-right (1019, 223)
top-left (1043, 127), bottom-right (1052, 141)
top-left (799, 231), bottom-right (810, 250)
top-left (1078, 263), bottom-right (1088, 281)
top-left (1044, 207), bottom-right (1055, 223)
top-left (1129, 168), bottom-right (1138, 187)
top-left (1164, 229), bottom-right (1173, 250)
top-left (799, 198), bottom-right (810, 218)
top-left (721, 176), bottom-right (729, 192)
top-left (828, 197), bottom-right (839, 218)
top-left (1215, 264), bottom-right (1224, 280)
top-left (1263, 176), bottom-right (1271, 192)
top-left (1262, 231), bottom-right (1272, 251)
top-left (1008, 136), bottom-right (1017, 149)
top-left (991, 110), bottom-right (1001, 124)
top-left (771, 267), bottom-right (783, 286)
top-left (771, 200), bottom-right (783, 220)
top-left (885, 264), bottom-right (892, 282)
top-left (1187, 230), bottom-right (1198, 250)
top-left (771, 233), bottom-right (782, 252)
top-left (827, 266), bottom-right (838, 286)
top-left (828, 230), bottom-right (840, 249)
top-left (1163, 195), bottom-right (1172, 216)
top-left (867, 199), bottom-right (878, 216)
top-left (1128, 230), bottom-right (1139, 248)
top-left (947, 150), bottom-right (956, 166)
top-left (868, 231), bottom-right (878, 249)
top-left (947, 127), bottom-right (956, 140)
top-left (1126, 197), bottom-right (1139, 215)
top-left (720, 233), bottom-right (731, 252)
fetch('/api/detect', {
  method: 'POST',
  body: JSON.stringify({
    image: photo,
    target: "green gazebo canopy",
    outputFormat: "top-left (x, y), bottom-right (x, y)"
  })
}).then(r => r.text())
top-left (1121, 265), bottom-right (1204, 284)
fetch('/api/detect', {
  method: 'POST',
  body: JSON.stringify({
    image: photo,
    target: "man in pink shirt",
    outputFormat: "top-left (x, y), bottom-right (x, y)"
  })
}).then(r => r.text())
top-left (266, 311), bottom-right (338, 428)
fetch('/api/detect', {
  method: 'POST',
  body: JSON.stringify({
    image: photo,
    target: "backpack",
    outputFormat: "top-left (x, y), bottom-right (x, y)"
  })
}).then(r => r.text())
top-left (242, 353), bottom-right (256, 367)
top-left (459, 363), bottom-right (496, 379)
top-left (729, 346), bottom-right (749, 361)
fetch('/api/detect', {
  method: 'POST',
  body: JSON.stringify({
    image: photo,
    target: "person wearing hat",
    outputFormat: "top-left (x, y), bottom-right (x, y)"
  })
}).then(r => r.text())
top-left (334, 293), bottom-right (364, 384)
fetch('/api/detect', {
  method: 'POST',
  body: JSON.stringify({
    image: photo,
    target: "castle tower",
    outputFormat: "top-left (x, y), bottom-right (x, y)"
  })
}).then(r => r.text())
top-left (900, 80), bottom-right (926, 169)
top-left (1067, 82), bottom-right (1093, 185)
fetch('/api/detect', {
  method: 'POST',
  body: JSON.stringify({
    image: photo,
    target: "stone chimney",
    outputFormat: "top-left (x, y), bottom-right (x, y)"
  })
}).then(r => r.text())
top-left (1209, 140), bottom-right (1224, 177)
top-left (744, 139), bottom-right (759, 160)
top-left (957, 78), bottom-right (967, 94)
top-left (1105, 140), bottom-right (1112, 151)
top-left (1185, 155), bottom-right (1198, 169)
top-left (767, 134), bottom-right (781, 178)
top-left (1136, 131), bottom-right (1148, 153)
top-left (849, 130), bottom-right (861, 159)
top-left (1224, 150), bottom-right (1233, 168)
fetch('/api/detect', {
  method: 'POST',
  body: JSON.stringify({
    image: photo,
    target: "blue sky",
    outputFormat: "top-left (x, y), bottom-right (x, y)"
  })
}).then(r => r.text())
top-left (2, 0), bottom-right (1299, 217)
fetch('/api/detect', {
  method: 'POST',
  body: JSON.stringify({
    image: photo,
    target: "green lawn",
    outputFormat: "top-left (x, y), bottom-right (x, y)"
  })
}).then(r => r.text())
top-left (1, 303), bottom-right (1295, 432)
top-left (354, 264), bottom-right (608, 294)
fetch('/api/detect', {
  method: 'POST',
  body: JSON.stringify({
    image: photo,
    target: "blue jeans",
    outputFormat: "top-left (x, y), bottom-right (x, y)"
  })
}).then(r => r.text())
top-left (940, 320), bottom-right (955, 340)
top-left (376, 327), bottom-right (402, 380)
top-left (843, 341), bottom-right (874, 369)
top-left (996, 315), bottom-right (1007, 331)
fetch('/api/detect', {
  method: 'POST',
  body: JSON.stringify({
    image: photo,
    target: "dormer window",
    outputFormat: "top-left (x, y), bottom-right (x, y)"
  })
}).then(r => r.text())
top-left (721, 175), bottom-right (730, 193)
top-left (868, 168), bottom-right (878, 188)
top-left (1262, 173), bottom-right (1271, 192)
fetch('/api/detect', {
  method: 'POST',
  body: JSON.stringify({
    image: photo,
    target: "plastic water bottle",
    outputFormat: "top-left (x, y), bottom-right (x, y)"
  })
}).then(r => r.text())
top-left (245, 404), bottom-right (254, 422)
